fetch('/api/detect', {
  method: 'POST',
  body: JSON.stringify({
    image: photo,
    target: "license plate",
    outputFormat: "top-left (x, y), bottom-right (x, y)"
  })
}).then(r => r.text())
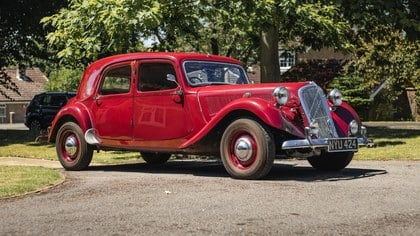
top-left (328, 138), bottom-right (358, 152)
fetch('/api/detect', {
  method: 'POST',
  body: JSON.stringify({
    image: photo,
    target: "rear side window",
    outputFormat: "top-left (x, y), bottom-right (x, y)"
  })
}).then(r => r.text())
top-left (100, 65), bottom-right (131, 95)
top-left (50, 95), bottom-right (67, 106)
top-left (138, 63), bottom-right (177, 92)
top-left (41, 95), bottom-right (52, 106)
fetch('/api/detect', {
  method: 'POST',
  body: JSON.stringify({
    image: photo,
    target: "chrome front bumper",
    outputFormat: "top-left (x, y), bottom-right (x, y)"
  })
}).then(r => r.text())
top-left (282, 136), bottom-right (374, 151)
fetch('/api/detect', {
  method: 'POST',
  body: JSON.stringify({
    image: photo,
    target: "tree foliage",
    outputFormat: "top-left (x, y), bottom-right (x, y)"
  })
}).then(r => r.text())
top-left (45, 68), bottom-right (82, 92)
top-left (334, 0), bottom-right (419, 118)
top-left (42, 0), bottom-right (161, 66)
top-left (350, 29), bottom-right (419, 96)
top-left (0, 0), bottom-right (67, 98)
top-left (18, 0), bottom-right (419, 100)
top-left (42, 0), bottom-right (351, 71)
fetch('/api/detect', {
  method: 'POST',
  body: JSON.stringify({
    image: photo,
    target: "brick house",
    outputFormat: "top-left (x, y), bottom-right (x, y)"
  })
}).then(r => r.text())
top-left (0, 66), bottom-right (48, 123)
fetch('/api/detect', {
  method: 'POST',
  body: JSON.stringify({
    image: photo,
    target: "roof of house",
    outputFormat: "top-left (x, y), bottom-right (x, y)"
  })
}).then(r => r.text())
top-left (0, 67), bottom-right (48, 102)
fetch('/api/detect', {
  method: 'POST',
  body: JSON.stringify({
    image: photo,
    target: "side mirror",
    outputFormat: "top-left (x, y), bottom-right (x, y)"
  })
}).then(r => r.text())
top-left (167, 74), bottom-right (183, 96)
top-left (166, 74), bottom-right (178, 85)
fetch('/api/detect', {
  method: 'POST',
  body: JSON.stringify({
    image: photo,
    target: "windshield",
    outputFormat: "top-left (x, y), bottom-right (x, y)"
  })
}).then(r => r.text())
top-left (183, 61), bottom-right (250, 86)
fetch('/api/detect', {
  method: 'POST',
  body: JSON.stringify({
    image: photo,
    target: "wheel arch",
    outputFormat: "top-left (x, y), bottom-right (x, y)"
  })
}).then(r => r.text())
top-left (48, 105), bottom-right (93, 143)
top-left (181, 98), bottom-right (295, 150)
top-left (181, 108), bottom-right (276, 152)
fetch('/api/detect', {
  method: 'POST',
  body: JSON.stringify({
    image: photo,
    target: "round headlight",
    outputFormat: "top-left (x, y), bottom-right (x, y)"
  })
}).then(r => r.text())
top-left (349, 120), bottom-right (359, 135)
top-left (273, 86), bottom-right (289, 105)
top-left (328, 88), bottom-right (343, 106)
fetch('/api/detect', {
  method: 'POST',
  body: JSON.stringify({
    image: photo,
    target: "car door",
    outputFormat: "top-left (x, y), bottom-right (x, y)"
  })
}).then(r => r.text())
top-left (89, 63), bottom-right (133, 141)
top-left (133, 60), bottom-right (192, 142)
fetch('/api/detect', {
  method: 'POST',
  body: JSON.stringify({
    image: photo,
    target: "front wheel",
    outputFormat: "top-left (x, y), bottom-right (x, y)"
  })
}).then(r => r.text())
top-left (56, 122), bottom-right (93, 170)
top-left (220, 119), bottom-right (275, 179)
top-left (307, 151), bottom-right (354, 171)
top-left (141, 152), bottom-right (171, 165)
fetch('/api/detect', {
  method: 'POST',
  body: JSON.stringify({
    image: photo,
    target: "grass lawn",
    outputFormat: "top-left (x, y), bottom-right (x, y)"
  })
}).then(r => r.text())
top-left (355, 124), bottom-right (420, 160)
top-left (0, 166), bottom-right (64, 198)
top-left (1, 123), bottom-right (419, 163)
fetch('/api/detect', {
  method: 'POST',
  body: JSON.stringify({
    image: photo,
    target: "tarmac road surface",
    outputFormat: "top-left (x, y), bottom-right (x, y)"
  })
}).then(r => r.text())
top-left (1, 159), bottom-right (419, 235)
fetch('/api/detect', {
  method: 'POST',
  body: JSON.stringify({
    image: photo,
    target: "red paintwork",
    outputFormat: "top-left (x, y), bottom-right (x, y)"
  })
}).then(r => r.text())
top-left (330, 101), bottom-right (361, 137)
top-left (49, 52), bottom-right (359, 154)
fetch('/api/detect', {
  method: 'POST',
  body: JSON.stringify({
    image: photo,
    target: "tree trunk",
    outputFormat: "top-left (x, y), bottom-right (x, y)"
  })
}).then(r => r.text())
top-left (260, 26), bottom-right (280, 83)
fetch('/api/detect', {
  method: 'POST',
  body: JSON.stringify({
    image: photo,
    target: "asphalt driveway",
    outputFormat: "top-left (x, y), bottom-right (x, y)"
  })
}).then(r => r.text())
top-left (1, 159), bottom-right (419, 235)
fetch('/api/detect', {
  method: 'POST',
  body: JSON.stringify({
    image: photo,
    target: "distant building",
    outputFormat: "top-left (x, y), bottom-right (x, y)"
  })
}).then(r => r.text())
top-left (0, 66), bottom-right (48, 123)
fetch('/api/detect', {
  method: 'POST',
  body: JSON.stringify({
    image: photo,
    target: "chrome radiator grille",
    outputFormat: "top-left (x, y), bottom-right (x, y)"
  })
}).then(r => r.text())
top-left (299, 83), bottom-right (338, 138)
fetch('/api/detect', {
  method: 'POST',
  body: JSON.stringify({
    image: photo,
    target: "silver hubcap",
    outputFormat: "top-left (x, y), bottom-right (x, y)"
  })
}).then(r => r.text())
top-left (234, 137), bottom-right (253, 161)
top-left (64, 135), bottom-right (78, 156)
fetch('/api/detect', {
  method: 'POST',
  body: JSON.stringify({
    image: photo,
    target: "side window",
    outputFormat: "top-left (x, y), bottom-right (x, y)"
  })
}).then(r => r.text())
top-left (138, 63), bottom-right (177, 92)
top-left (41, 95), bottom-right (52, 106)
top-left (51, 96), bottom-right (67, 107)
top-left (100, 65), bottom-right (131, 95)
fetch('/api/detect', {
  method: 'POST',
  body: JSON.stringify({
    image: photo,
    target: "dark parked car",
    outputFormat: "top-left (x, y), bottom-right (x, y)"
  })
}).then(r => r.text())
top-left (25, 92), bottom-right (76, 130)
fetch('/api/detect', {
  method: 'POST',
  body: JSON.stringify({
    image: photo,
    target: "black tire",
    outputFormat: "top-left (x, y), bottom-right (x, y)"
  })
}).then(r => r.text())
top-left (307, 151), bottom-right (354, 171)
top-left (220, 118), bottom-right (275, 179)
top-left (141, 152), bottom-right (171, 165)
top-left (56, 122), bottom-right (93, 170)
top-left (29, 119), bottom-right (41, 131)
top-left (28, 119), bottom-right (42, 137)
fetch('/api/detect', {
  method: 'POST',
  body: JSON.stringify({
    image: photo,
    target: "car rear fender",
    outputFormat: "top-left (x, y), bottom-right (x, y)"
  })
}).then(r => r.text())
top-left (180, 97), bottom-right (299, 148)
top-left (48, 103), bottom-right (93, 143)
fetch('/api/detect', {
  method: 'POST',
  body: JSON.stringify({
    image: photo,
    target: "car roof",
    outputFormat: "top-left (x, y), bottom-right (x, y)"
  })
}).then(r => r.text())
top-left (87, 52), bottom-right (243, 71)
top-left (35, 92), bottom-right (77, 97)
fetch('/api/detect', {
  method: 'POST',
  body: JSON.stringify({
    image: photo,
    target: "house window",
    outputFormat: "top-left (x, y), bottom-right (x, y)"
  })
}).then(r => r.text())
top-left (279, 50), bottom-right (295, 73)
top-left (0, 104), bottom-right (6, 118)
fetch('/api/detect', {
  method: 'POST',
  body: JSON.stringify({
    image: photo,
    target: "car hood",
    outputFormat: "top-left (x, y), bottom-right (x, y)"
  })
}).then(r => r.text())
top-left (195, 82), bottom-right (310, 121)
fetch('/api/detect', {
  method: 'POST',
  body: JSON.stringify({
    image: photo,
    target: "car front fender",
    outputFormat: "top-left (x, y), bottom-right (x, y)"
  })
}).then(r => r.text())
top-left (180, 97), bottom-right (303, 148)
top-left (330, 101), bottom-right (361, 137)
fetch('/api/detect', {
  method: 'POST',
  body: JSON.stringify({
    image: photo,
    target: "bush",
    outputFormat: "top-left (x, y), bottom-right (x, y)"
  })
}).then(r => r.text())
top-left (329, 74), bottom-right (372, 120)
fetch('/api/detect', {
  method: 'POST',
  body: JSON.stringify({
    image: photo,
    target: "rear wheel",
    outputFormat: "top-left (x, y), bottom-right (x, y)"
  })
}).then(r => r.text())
top-left (220, 118), bottom-right (275, 179)
top-left (141, 152), bottom-right (171, 165)
top-left (307, 151), bottom-right (354, 171)
top-left (56, 122), bottom-right (93, 170)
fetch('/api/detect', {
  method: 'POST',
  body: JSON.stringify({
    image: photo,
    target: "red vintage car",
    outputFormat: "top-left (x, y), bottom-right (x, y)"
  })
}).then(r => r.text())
top-left (49, 52), bottom-right (372, 179)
